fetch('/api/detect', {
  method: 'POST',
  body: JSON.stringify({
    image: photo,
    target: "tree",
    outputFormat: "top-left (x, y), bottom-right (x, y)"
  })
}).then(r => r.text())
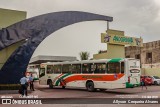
top-left (79, 52), bottom-right (90, 60)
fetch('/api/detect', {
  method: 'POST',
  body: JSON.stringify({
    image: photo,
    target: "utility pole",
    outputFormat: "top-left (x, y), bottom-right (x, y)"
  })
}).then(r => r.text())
top-left (107, 21), bottom-right (109, 30)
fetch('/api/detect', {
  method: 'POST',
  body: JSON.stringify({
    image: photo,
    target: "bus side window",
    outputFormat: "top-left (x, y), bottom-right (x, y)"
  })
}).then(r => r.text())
top-left (53, 65), bottom-right (61, 74)
top-left (107, 62), bottom-right (120, 74)
top-left (121, 62), bottom-right (124, 73)
top-left (62, 64), bottom-right (72, 73)
top-left (72, 64), bottom-right (81, 74)
top-left (47, 65), bottom-right (54, 74)
top-left (82, 63), bottom-right (93, 74)
top-left (94, 63), bottom-right (106, 74)
top-left (91, 64), bottom-right (96, 73)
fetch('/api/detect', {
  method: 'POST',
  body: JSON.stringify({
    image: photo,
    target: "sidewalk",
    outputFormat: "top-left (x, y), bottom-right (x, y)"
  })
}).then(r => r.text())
top-left (0, 90), bottom-right (32, 94)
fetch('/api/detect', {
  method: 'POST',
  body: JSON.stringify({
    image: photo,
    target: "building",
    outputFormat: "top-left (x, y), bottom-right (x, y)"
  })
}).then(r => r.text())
top-left (125, 40), bottom-right (160, 68)
top-left (0, 8), bottom-right (27, 69)
top-left (0, 8), bottom-right (26, 29)
top-left (29, 55), bottom-right (77, 64)
top-left (93, 29), bottom-right (143, 60)
top-left (93, 29), bottom-right (125, 59)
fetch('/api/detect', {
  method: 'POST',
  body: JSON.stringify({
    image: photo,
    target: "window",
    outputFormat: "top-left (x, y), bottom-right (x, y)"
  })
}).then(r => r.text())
top-left (121, 62), bottom-right (124, 73)
top-left (146, 52), bottom-right (152, 63)
top-left (135, 54), bottom-right (140, 59)
top-left (62, 64), bottom-right (72, 73)
top-left (91, 64), bottom-right (96, 73)
top-left (82, 63), bottom-right (94, 74)
top-left (94, 63), bottom-right (106, 74)
top-left (72, 64), bottom-right (81, 74)
top-left (146, 52), bottom-right (152, 59)
top-left (53, 65), bottom-right (61, 74)
top-left (153, 76), bottom-right (160, 79)
top-left (126, 55), bottom-right (130, 58)
top-left (39, 68), bottom-right (45, 78)
top-left (47, 65), bottom-right (54, 74)
top-left (107, 62), bottom-right (120, 73)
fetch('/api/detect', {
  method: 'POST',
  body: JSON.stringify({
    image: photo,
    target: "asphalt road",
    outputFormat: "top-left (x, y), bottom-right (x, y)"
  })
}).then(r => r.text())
top-left (0, 81), bottom-right (160, 107)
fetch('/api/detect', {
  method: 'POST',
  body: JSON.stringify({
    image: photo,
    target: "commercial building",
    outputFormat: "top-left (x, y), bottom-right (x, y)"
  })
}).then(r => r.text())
top-left (125, 40), bottom-right (160, 68)
top-left (29, 55), bottom-right (77, 64)
top-left (93, 29), bottom-right (143, 60)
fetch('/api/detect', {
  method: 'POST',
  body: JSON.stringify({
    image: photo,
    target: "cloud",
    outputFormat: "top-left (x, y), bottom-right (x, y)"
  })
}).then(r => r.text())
top-left (107, 0), bottom-right (160, 42)
top-left (0, 0), bottom-right (160, 58)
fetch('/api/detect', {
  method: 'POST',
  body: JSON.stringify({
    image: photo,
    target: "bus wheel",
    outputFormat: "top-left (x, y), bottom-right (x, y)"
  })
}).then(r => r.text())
top-left (49, 81), bottom-right (53, 89)
top-left (131, 85), bottom-right (134, 88)
top-left (86, 81), bottom-right (95, 92)
top-left (154, 81), bottom-right (158, 85)
top-left (62, 86), bottom-right (66, 89)
top-left (99, 89), bottom-right (106, 91)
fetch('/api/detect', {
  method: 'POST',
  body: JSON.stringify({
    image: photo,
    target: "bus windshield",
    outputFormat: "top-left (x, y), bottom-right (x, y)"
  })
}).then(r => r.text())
top-left (39, 68), bottom-right (45, 78)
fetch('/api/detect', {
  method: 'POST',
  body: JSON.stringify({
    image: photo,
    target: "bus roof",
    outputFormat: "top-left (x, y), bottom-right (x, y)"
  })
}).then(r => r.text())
top-left (40, 58), bottom-right (133, 65)
top-left (41, 59), bottom-right (107, 65)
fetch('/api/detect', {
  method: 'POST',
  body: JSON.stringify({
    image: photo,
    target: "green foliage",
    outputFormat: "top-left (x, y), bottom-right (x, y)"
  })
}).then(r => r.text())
top-left (79, 51), bottom-right (90, 60)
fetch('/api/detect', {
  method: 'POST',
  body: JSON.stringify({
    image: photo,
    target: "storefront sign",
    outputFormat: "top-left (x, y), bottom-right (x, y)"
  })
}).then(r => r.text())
top-left (101, 33), bottom-right (143, 47)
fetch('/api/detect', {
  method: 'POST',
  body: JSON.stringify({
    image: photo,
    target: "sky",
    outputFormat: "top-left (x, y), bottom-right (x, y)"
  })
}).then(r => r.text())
top-left (0, 0), bottom-right (160, 59)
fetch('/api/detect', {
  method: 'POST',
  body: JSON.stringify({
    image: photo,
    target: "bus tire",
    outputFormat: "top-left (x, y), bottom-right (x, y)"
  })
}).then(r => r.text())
top-left (62, 86), bottom-right (66, 89)
top-left (154, 81), bottom-right (158, 85)
top-left (99, 89), bottom-right (106, 91)
top-left (49, 80), bottom-right (53, 89)
top-left (86, 81), bottom-right (95, 92)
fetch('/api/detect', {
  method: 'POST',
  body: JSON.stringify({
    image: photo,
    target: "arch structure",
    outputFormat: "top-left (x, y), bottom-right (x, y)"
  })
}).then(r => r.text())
top-left (0, 11), bottom-right (113, 84)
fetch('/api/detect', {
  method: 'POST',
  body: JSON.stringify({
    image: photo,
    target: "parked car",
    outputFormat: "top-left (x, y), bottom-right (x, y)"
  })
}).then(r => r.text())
top-left (140, 76), bottom-right (153, 85)
top-left (149, 76), bottom-right (160, 85)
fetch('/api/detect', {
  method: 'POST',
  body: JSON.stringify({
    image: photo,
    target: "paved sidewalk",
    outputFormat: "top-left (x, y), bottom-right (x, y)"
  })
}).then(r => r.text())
top-left (0, 90), bottom-right (32, 94)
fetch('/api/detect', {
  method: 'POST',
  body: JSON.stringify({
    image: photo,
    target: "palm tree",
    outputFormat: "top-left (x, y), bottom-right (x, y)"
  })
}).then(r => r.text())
top-left (79, 52), bottom-right (90, 60)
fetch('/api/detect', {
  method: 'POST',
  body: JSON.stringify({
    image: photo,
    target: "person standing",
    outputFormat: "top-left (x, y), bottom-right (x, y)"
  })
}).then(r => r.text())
top-left (20, 75), bottom-right (28, 96)
top-left (29, 74), bottom-right (35, 91)
top-left (141, 76), bottom-right (147, 90)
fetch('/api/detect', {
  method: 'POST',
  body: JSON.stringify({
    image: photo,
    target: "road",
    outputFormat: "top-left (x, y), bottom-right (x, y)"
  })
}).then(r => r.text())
top-left (0, 81), bottom-right (160, 107)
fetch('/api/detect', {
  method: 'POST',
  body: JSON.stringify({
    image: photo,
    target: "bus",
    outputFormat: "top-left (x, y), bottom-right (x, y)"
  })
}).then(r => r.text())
top-left (39, 58), bottom-right (141, 91)
top-left (27, 64), bottom-right (40, 80)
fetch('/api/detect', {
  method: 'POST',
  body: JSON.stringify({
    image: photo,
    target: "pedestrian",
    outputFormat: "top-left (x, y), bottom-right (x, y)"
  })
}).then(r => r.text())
top-left (20, 74), bottom-right (28, 96)
top-left (141, 76), bottom-right (147, 90)
top-left (29, 74), bottom-right (35, 91)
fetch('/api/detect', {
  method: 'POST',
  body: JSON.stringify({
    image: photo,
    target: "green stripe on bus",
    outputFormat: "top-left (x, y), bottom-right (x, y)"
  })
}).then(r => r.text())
top-left (55, 73), bottom-right (72, 86)
top-left (108, 58), bottom-right (122, 63)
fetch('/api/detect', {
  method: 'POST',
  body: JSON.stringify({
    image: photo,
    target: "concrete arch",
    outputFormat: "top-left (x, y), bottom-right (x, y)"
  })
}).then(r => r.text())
top-left (0, 11), bottom-right (113, 84)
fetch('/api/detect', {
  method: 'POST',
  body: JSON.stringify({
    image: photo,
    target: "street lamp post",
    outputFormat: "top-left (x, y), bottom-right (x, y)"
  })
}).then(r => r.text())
top-left (107, 21), bottom-right (109, 30)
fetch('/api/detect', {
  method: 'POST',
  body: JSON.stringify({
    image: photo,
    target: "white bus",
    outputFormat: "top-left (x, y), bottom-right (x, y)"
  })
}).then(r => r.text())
top-left (27, 64), bottom-right (40, 80)
top-left (39, 58), bottom-right (141, 91)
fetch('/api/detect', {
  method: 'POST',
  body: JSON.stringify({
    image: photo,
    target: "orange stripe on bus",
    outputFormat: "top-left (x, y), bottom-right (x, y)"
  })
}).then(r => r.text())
top-left (53, 74), bottom-right (64, 84)
top-left (64, 74), bottom-right (124, 84)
